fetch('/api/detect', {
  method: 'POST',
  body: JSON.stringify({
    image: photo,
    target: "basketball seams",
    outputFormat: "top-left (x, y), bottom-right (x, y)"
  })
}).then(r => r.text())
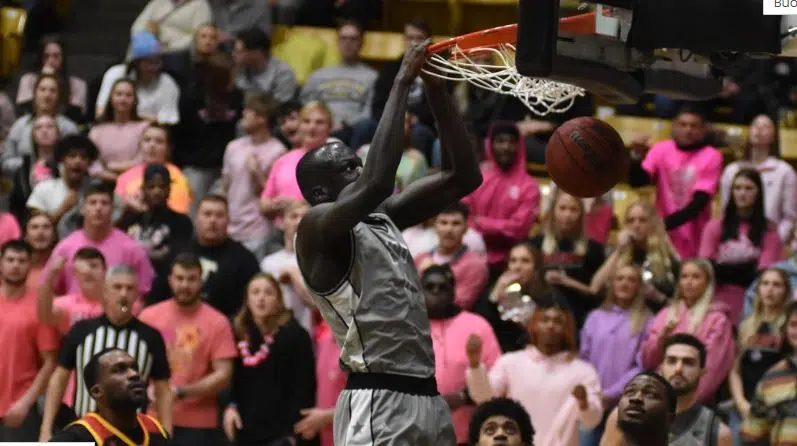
top-left (550, 130), bottom-right (594, 196)
top-left (547, 117), bottom-right (627, 197)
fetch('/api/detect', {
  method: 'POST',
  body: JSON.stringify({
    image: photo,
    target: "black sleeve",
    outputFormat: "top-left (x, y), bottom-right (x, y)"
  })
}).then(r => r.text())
top-left (143, 325), bottom-right (171, 381)
top-left (49, 423), bottom-right (95, 442)
top-left (58, 324), bottom-right (85, 369)
top-left (628, 158), bottom-right (653, 187)
top-left (664, 191), bottom-right (711, 230)
top-left (174, 215), bottom-right (195, 247)
top-left (115, 211), bottom-right (136, 231)
top-left (285, 323), bottom-right (317, 426)
top-left (712, 260), bottom-right (758, 287)
top-left (583, 241), bottom-right (607, 277)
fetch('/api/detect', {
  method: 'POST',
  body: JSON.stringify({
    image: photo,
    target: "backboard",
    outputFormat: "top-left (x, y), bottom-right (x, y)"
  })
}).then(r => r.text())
top-left (425, 0), bottom-right (797, 114)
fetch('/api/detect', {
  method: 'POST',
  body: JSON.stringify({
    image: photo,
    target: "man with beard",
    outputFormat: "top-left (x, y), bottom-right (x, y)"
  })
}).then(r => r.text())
top-left (468, 397), bottom-right (535, 446)
top-left (49, 348), bottom-right (171, 444)
top-left (615, 372), bottom-right (676, 446)
top-left (601, 334), bottom-right (732, 446)
top-left (39, 265), bottom-right (172, 441)
top-left (0, 240), bottom-right (59, 441)
top-left (147, 195), bottom-right (260, 316)
top-left (422, 264), bottom-right (502, 445)
top-left (138, 253), bottom-right (237, 446)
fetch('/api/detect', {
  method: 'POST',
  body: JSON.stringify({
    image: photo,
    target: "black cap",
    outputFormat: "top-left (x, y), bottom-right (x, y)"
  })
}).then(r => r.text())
top-left (143, 163), bottom-right (171, 183)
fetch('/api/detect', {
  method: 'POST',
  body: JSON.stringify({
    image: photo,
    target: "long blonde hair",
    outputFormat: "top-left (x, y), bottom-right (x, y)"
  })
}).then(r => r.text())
top-left (601, 265), bottom-right (651, 335)
top-left (667, 258), bottom-right (715, 333)
top-left (738, 267), bottom-right (791, 346)
top-left (618, 200), bottom-right (679, 281)
top-left (233, 273), bottom-right (291, 341)
top-left (541, 189), bottom-right (588, 257)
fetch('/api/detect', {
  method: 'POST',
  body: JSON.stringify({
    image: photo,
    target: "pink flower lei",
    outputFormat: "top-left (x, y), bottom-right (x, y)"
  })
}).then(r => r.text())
top-left (238, 333), bottom-right (276, 367)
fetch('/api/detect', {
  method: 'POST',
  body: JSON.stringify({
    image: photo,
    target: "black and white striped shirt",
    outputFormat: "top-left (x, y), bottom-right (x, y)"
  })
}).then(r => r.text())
top-left (58, 315), bottom-right (170, 417)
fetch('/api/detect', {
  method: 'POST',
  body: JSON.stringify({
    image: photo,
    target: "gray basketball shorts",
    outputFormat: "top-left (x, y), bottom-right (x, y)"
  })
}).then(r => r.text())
top-left (333, 388), bottom-right (456, 446)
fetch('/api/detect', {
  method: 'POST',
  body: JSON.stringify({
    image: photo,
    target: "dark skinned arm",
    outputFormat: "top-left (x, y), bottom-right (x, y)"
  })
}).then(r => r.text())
top-left (297, 40), bottom-right (430, 246)
top-left (381, 75), bottom-right (483, 230)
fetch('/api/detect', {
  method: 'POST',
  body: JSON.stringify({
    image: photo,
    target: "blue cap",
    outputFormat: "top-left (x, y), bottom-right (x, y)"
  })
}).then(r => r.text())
top-left (130, 31), bottom-right (161, 60)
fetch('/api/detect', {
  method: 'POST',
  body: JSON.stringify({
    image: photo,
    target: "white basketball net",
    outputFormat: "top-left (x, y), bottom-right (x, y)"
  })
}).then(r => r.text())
top-left (424, 43), bottom-right (585, 117)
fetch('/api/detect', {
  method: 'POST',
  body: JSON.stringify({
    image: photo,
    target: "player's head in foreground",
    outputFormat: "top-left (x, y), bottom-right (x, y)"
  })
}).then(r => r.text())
top-left (468, 397), bottom-right (534, 446)
top-left (85, 348), bottom-right (148, 411)
top-left (616, 371), bottom-right (676, 444)
top-left (296, 140), bottom-right (362, 205)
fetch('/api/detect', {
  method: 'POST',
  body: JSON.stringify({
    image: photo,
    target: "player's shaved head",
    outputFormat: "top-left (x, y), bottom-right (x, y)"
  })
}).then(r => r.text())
top-left (296, 141), bottom-right (362, 205)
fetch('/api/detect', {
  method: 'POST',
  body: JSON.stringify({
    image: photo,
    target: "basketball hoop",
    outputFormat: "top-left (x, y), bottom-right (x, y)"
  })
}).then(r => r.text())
top-left (424, 20), bottom-right (590, 116)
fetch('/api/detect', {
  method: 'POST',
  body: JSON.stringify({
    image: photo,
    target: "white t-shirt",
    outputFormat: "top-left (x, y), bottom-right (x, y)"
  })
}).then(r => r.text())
top-left (95, 64), bottom-right (180, 124)
top-left (401, 226), bottom-right (487, 257)
top-left (260, 249), bottom-right (313, 337)
top-left (26, 177), bottom-right (71, 214)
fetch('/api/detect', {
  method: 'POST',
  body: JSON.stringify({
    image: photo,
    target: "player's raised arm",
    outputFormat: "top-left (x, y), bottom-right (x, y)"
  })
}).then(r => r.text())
top-left (381, 71), bottom-right (483, 229)
top-left (295, 40), bottom-right (429, 246)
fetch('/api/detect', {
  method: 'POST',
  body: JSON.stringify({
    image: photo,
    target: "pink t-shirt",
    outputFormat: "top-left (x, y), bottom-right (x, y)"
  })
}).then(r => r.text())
top-left (41, 229), bottom-right (155, 296)
top-left (0, 290), bottom-right (60, 417)
top-left (314, 323), bottom-right (345, 446)
top-left (488, 347), bottom-right (604, 446)
top-left (222, 136), bottom-right (286, 240)
top-left (642, 140), bottom-right (723, 259)
top-left (430, 312), bottom-right (501, 443)
top-left (138, 300), bottom-right (237, 429)
top-left (0, 212), bottom-right (21, 246)
top-left (54, 292), bottom-right (143, 335)
top-left (88, 121), bottom-right (149, 173)
top-left (698, 219), bottom-right (782, 323)
top-left (260, 149), bottom-right (308, 202)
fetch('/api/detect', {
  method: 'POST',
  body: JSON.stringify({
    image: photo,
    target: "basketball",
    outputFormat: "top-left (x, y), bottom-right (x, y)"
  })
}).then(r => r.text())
top-left (545, 117), bottom-right (629, 198)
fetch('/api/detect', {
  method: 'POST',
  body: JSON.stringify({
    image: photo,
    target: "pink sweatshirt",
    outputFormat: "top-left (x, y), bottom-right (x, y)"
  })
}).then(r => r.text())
top-left (314, 322), bottom-right (345, 446)
top-left (414, 248), bottom-right (489, 310)
top-left (720, 158), bottom-right (797, 241)
top-left (0, 212), bottom-right (21, 246)
top-left (430, 311), bottom-right (502, 443)
top-left (640, 301), bottom-right (735, 404)
top-left (642, 139), bottom-right (723, 259)
top-left (488, 347), bottom-right (603, 446)
top-left (462, 123), bottom-right (540, 266)
top-left (699, 219), bottom-right (782, 324)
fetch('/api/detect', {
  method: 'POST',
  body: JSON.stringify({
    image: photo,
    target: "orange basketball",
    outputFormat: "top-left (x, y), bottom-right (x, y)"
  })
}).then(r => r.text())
top-left (545, 117), bottom-right (629, 198)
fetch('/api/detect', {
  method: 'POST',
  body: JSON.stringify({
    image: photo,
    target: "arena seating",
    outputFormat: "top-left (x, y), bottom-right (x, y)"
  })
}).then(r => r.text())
top-left (0, 6), bottom-right (25, 80)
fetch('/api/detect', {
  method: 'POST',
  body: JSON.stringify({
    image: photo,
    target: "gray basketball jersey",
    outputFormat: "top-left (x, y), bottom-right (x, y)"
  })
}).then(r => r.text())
top-left (302, 212), bottom-right (436, 378)
top-left (669, 405), bottom-right (719, 446)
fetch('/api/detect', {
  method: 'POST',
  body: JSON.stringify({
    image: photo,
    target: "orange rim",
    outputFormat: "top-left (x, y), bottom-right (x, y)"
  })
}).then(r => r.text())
top-left (426, 12), bottom-right (597, 55)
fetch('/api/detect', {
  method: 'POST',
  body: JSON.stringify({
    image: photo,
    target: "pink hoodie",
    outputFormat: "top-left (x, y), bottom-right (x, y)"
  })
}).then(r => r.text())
top-left (462, 123), bottom-right (540, 266)
top-left (640, 301), bottom-right (735, 404)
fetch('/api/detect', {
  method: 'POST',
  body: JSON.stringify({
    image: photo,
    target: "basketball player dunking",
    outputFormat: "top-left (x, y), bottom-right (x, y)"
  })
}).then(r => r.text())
top-left (295, 41), bottom-right (482, 445)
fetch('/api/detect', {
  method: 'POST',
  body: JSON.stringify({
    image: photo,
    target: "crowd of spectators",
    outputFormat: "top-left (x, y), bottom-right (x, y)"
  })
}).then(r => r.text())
top-left (0, 1), bottom-right (797, 446)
